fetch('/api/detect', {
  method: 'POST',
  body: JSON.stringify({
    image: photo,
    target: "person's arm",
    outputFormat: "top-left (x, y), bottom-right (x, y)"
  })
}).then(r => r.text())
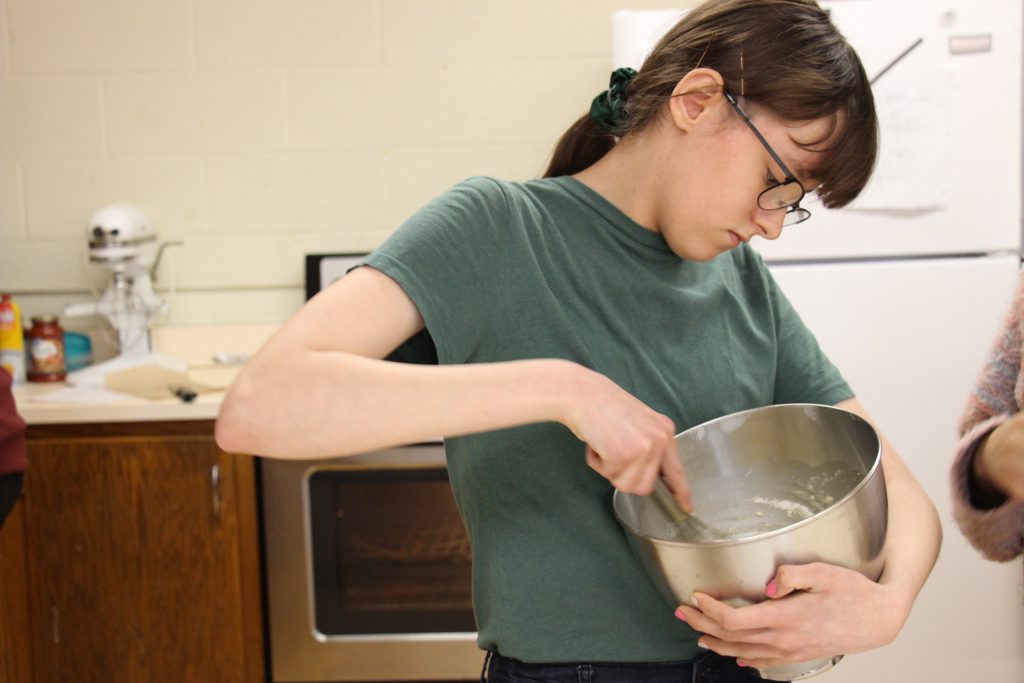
top-left (950, 414), bottom-right (1024, 561)
top-left (839, 397), bottom-right (942, 625)
top-left (674, 397), bottom-right (940, 671)
top-left (215, 266), bottom-right (692, 507)
top-left (968, 414), bottom-right (1024, 505)
top-left (957, 275), bottom-right (1024, 438)
top-left (948, 272), bottom-right (1024, 558)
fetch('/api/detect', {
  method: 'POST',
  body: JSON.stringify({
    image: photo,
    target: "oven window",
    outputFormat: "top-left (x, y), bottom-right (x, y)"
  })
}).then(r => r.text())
top-left (309, 467), bottom-right (476, 635)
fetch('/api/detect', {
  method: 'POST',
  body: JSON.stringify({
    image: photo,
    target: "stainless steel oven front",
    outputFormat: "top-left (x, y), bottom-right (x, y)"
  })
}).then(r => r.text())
top-left (261, 442), bottom-right (484, 681)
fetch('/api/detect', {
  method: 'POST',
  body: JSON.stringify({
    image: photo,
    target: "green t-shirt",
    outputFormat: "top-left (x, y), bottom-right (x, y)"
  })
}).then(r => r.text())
top-left (363, 176), bottom-right (853, 663)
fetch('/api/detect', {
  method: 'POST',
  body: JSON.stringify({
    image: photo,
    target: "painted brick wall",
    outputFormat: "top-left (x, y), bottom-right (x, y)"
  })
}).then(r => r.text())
top-left (0, 0), bottom-right (690, 325)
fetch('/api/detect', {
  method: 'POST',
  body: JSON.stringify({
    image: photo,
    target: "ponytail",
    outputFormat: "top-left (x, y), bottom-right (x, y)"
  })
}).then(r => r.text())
top-left (542, 114), bottom-right (616, 178)
top-left (543, 67), bottom-right (636, 178)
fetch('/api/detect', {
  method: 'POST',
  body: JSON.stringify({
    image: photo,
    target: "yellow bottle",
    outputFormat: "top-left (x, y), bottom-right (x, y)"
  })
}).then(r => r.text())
top-left (0, 293), bottom-right (26, 383)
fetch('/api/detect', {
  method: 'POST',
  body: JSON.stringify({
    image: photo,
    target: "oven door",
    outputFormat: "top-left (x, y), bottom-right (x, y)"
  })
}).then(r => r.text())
top-left (261, 443), bottom-right (483, 682)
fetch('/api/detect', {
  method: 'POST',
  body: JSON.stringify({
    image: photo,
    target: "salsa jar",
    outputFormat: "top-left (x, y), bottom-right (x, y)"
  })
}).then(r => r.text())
top-left (27, 315), bottom-right (67, 382)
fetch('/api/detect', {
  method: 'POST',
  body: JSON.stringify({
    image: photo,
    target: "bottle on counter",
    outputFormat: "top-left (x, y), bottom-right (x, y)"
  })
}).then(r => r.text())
top-left (0, 293), bottom-right (26, 383)
top-left (27, 315), bottom-right (67, 383)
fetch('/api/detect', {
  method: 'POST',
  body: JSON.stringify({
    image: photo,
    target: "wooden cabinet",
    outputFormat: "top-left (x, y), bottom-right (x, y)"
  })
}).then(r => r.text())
top-left (0, 421), bottom-right (263, 683)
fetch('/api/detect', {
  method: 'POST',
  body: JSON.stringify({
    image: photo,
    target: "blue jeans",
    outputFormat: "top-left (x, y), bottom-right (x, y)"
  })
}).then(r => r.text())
top-left (482, 651), bottom-right (763, 683)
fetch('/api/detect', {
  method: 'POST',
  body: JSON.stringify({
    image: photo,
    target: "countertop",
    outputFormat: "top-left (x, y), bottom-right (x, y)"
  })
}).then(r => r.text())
top-left (13, 324), bottom-right (277, 425)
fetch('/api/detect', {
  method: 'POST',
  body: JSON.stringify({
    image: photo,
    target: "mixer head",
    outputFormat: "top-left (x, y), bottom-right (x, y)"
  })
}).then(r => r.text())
top-left (87, 204), bottom-right (158, 273)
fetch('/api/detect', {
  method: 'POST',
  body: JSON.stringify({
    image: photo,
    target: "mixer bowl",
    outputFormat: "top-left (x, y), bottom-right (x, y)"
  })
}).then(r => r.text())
top-left (613, 404), bottom-right (887, 681)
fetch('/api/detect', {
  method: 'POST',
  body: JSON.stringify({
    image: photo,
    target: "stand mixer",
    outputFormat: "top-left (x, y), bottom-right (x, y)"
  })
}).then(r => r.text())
top-left (63, 204), bottom-right (183, 387)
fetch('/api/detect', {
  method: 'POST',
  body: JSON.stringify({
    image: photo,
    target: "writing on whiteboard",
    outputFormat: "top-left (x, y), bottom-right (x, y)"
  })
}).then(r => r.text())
top-left (849, 62), bottom-right (952, 212)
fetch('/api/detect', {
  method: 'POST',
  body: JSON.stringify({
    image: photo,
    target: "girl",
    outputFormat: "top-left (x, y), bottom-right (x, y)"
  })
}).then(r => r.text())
top-left (217, 1), bottom-right (941, 680)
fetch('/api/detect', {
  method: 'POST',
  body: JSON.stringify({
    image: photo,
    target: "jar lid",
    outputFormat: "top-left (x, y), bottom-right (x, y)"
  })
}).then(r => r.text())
top-left (31, 315), bottom-right (60, 324)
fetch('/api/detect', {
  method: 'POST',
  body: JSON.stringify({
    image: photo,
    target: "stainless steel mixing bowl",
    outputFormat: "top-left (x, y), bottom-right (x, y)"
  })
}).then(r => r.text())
top-left (613, 403), bottom-right (887, 681)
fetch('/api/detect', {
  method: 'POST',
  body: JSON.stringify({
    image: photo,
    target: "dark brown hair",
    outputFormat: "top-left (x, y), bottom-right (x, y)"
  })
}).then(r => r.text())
top-left (543, 0), bottom-right (877, 209)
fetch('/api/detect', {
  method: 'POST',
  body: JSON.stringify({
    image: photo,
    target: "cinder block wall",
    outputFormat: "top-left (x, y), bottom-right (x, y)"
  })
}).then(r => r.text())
top-left (0, 0), bottom-right (689, 326)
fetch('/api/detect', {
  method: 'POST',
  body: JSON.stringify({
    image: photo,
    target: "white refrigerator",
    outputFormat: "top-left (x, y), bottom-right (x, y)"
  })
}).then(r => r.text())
top-left (614, 1), bottom-right (1024, 681)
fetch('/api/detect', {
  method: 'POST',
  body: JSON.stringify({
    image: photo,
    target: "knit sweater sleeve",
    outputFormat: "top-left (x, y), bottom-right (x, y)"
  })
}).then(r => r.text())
top-left (0, 368), bottom-right (27, 476)
top-left (950, 273), bottom-right (1024, 562)
top-left (951, 415), bottom-right (1024, 561)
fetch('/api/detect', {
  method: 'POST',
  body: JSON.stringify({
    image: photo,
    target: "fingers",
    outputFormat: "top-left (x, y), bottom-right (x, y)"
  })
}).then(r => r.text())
top-left (681, 567), bottom-right (829, 634)
top-left (679, 593), bottom-right (774, 635)
top-left (583, 411), bottom-right (678, 495)
top-left (660, 442), bottom-right (693, 512)
top-left (676, 597), bottom-right (812, 665)
top-left (675, 565), bottom-right (850, 664)
top-left (586, 444), bottom-right (661, 493)
top-left (693, 634), bottom-right (779, 662)
top-left (568, 371), bottom-right (685, 494)
top-left (768, 563), bottom-right (828, 599)
top-left (618, 451), bottom-right (664, 494)
top-left (694, 630), bottom-right (834, 671)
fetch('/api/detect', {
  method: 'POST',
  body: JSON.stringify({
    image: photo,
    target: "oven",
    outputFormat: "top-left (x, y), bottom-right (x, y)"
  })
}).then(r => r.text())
top-left (261, 443), bottom-right (483, 681)
top-left (262, 253), bottom-right (482, 681)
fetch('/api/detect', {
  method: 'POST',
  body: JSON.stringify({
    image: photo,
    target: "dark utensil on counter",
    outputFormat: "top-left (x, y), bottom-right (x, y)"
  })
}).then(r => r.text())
top-left (168, 385), bottom-right (197, 402)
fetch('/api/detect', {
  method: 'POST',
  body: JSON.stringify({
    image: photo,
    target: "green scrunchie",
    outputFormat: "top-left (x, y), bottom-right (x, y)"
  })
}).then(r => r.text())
top-left (589, 67), bottom-right (637, 132)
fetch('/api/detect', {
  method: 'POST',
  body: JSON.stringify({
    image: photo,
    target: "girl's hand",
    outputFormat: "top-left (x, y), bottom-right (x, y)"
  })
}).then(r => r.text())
top-left (561, 368), bottom-right (692, 512)
top-left (674, 563), bottom-right (910, 671)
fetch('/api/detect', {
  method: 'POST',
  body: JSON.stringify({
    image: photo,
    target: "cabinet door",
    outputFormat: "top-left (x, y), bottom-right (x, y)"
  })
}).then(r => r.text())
top-left (21, 432), bottom-right (262, 683)
top-left (0, 499), bottom-right (30, 683)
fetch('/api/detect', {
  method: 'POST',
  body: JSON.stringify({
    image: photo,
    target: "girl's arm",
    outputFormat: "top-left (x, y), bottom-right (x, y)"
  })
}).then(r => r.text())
top-left (841, 398), bottom-right (942, 623)
top-left (215, 266), bottom-right (693, 507)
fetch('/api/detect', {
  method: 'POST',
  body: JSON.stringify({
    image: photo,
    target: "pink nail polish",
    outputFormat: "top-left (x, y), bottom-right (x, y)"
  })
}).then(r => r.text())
top-left (737, 659), bottom-right (747, 667)
top-left (765, 579), bottom-right (777, 597)
top-left (674, 607), bottom-right (686, 621)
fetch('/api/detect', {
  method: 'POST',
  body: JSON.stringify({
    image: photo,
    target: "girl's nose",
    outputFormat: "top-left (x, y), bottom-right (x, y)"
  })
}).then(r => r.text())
top-left (754, 208), bottom-right (786, 240)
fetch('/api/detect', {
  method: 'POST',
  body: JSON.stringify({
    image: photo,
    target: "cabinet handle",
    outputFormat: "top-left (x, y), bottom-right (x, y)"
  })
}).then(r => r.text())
top-left (211, 462), bottom-right (221, 521)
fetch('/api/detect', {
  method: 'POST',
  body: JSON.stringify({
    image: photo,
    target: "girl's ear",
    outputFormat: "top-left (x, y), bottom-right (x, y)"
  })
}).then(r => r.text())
top-left (669, 68), bottom-right (727, 132)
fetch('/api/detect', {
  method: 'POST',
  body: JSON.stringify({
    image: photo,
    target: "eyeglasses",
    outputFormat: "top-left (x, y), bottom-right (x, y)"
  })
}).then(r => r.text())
top-left (723, 91), bottom-right (811, 227)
